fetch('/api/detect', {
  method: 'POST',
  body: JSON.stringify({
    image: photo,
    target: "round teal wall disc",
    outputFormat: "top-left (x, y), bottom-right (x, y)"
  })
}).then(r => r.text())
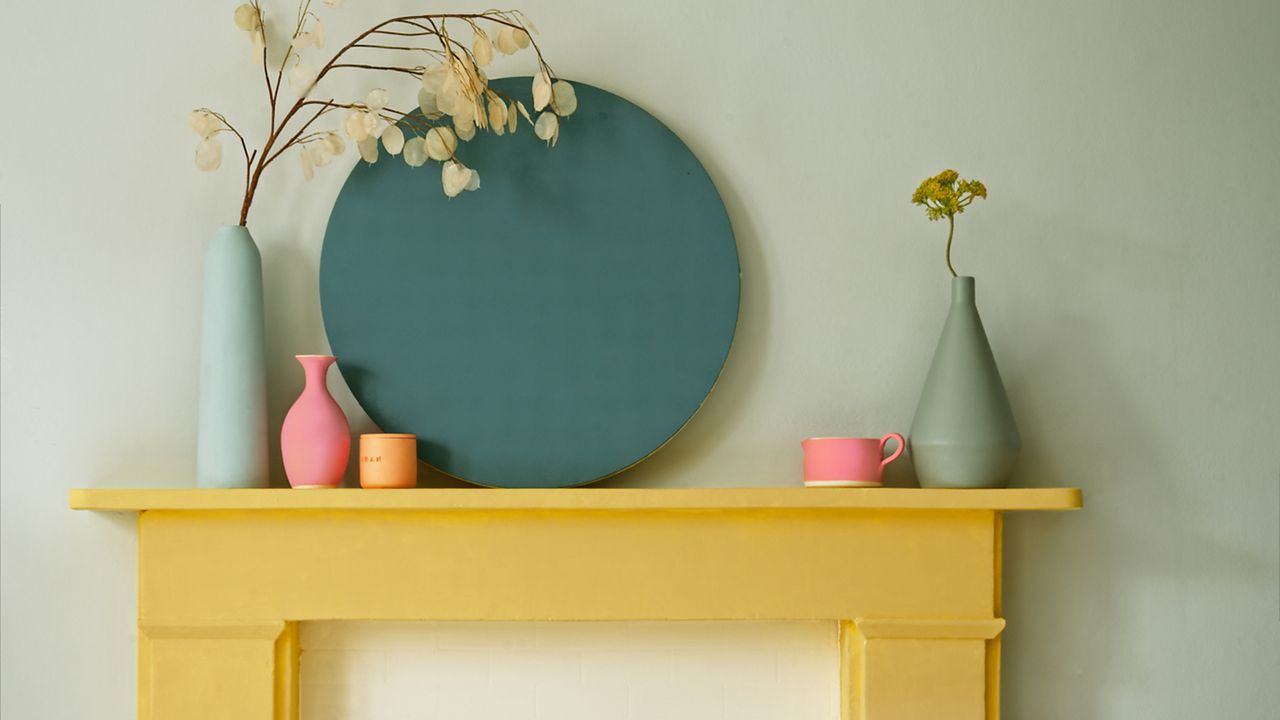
top-left (320, 79), bottom-right (739, 487)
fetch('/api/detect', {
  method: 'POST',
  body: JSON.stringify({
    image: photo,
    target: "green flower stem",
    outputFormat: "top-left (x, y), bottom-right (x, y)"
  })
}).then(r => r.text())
top-left (945, 214), bottom-right (957, 277)
top-left (912, 170), bottom-right (986, 278)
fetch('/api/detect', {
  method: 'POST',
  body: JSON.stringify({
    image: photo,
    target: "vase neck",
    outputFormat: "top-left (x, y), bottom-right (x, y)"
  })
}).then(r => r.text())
top-left (951, 276), bottom-right (976, 305)
top-left (213, 224), bottom-right (254, 242)
top-left (297, 355), bottom-right (335, 389)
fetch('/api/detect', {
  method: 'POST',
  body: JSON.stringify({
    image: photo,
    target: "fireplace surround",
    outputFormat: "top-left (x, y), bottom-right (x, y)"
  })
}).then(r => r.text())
top-left (70, 487), bottom-right (1080, 719)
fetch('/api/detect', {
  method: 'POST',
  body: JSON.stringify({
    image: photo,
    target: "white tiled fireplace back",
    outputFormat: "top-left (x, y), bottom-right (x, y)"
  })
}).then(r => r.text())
top-left (301, 621), bottom-right (839, 720)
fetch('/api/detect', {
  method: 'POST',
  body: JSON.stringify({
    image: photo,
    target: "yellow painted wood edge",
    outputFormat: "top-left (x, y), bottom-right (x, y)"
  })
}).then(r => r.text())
top-left (276, 622), bottom-right (300, 720)
top-left (140, 622), bottom-right (286, 640)
top-left (855, 618), bottom-right (1006, 640)
top-left (988, 513), bottom-right (1003, 720)
top-left (839, 620), bottom-right (860, 720)
top-left (69, 487), bottom-right (1083, 512)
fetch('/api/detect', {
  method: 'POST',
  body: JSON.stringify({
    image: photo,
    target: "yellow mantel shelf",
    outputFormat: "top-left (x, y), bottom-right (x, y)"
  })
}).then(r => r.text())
top-left (69, 486), bottom-right (1081, 513)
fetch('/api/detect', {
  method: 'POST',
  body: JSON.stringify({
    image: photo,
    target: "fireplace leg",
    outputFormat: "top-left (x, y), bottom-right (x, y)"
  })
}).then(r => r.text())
top-left (840, 618), bottom-right (1006, 720)
top-left (138, 621), bottom-right (299, 720)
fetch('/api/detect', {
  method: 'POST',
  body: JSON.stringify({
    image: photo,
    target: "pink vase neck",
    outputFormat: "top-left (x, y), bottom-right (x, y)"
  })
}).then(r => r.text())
top-left (296, 355), bottom-right (336, 390)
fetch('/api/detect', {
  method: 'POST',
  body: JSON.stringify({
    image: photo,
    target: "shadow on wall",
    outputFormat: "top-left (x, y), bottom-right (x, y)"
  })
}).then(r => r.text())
top-left (995, 221), bottom-right (1273, 715)
top-left (262, 238), bottom-right (321, 488)
top-left (262, 230), bottom-right (471, 489)
top-left (1000, 309), bottom-right (1124, 716)
top-left (597, 154), bottom-right (770, 489)
top-left (997, 207), bottom-right (1135, 715)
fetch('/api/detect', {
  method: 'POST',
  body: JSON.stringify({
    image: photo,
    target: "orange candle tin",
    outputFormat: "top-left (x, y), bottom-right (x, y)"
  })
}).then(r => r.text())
top-left (359, 434), bottom-right (418, 488)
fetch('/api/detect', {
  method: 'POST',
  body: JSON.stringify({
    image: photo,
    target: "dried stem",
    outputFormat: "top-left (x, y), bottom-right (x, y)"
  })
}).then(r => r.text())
top-left (329, 63), bottom-right (425, 75)
top-left (262, 49), bottom-right (274, 127)
top-left (352, 43), bottom-right (447, 54)
top-left (233, 9), bottom-right (551, 225)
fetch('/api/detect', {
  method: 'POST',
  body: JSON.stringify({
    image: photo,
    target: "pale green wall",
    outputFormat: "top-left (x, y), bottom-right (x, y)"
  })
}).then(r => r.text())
top-left (2, 0), bottom-right (1277, 717)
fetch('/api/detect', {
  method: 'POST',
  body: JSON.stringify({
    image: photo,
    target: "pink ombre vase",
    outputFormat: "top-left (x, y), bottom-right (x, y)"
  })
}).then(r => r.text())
top-left (281, 355), bottom-right (350, 488)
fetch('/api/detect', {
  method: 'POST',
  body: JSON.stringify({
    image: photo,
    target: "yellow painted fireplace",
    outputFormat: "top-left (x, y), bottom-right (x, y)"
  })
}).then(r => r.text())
top-left (70, 487), bottom-right (1080, 720)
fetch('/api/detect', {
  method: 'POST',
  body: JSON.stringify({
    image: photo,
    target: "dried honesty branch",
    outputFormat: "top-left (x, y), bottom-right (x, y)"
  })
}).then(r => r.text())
top-left (189, 1), bottom-right (575, 225)
top-left (381, 125), bottom-right (405, 156)
top-left (534, 112), bottom-right (559, 146)
top-left (532, 68), bottom-right (552, 111)
top-left (552, 81), bottom-right (577, 117)
top-left (402, 137), bottom-right (428, 167)
top-left (196, 138), bottom-right (224, 171)
top-left (425, 127), bottom-right (458, 160)
top-left (292, 17), bottom-right (325, 49)
top-left (187, 109), bottom-right (222, 139)
top-left (233, 4), bottom-right (261, 31)
top-left (441, 160), bottom-right (480, 198)
top-left (288, 62), bottom-right (317, 94)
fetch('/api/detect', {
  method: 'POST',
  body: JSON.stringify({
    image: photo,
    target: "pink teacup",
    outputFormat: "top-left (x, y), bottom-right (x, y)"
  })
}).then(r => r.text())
top-left (801, 434), bottom-right (905, 487)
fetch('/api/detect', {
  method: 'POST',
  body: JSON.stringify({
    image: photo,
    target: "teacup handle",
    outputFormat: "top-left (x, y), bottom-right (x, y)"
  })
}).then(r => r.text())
top-left (879, 433), bottom-right (905, 469)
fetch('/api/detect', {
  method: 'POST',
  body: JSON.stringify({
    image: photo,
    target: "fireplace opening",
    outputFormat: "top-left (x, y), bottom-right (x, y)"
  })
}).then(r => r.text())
top-left (300, 621), bottom-right (838, 720)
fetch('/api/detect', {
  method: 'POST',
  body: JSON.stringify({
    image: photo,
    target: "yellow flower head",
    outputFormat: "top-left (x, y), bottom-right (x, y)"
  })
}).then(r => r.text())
top-left (912, 169), bottom-right (987, 221)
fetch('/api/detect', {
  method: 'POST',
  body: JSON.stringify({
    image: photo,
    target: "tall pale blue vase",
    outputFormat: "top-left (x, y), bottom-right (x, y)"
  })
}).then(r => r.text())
top-left (196, 225), bottom-right (268, 488)
top-left (909, 276), bottom-right (1021, 488)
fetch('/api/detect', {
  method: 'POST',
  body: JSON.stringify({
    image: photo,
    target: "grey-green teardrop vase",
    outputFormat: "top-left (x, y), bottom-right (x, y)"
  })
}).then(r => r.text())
top-left (909, 276), bottom-right (1021, 488)
top-left (195, 225), bottom-right (269, 488)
